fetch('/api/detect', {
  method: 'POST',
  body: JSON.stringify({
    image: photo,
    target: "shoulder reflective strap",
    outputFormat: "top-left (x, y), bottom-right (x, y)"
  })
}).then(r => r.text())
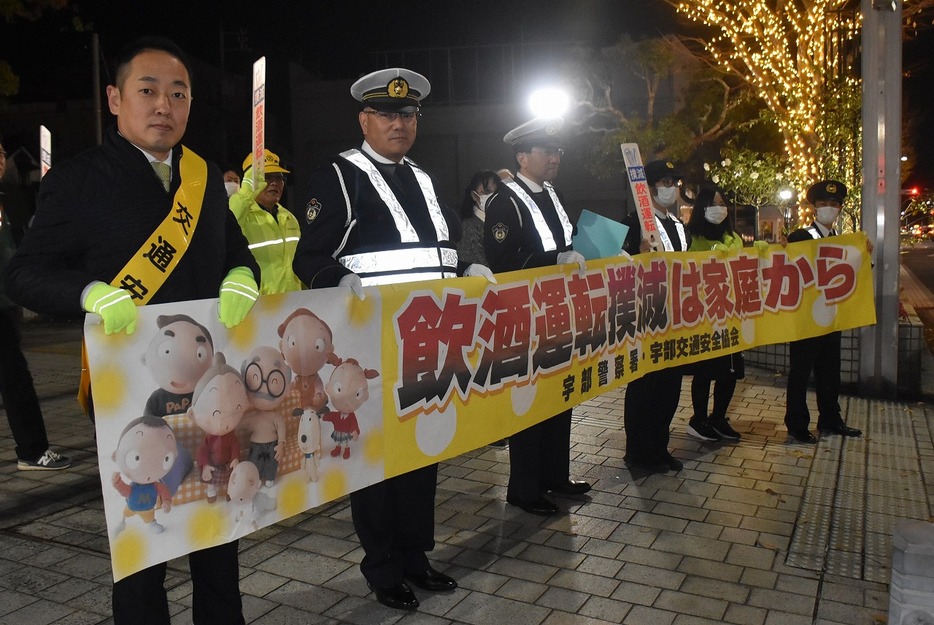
top-left (653, 215), bottom-right (675, 251)
top-left (673, 220), bottom-right (687, 250)
top-left (503, 180), bottom-right (558, 251)
top-left (543, 182), bottom-right (574, 246)
top-left (404, 158), bottom-right (449, 241)
top-left (111, 146), bottom-right (206, 304)
top-left (340, 149), bottom-right (419, 242)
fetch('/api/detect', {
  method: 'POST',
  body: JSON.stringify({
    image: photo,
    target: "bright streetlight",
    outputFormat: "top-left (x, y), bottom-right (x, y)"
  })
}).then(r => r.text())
top-left (528, 87), bottom-right (570, 118)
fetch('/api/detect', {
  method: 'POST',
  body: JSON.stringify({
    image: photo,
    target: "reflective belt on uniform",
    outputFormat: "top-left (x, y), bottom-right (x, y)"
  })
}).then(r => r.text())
top-left (503, 180), bottom-right (574, 251)
top-left (340, 149), bottom-right (449, 242)
top-left (654, 215), bottom-right (688, 251)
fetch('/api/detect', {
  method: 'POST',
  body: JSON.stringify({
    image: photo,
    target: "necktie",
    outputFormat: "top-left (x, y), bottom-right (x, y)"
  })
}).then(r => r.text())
top-left (151, 161), bottom-right (171, 192)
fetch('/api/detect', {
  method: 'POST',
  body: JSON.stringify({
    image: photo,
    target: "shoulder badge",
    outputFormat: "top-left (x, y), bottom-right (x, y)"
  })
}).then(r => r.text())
top-left (305, 198), bottom-right (322, 223)
top-left (492, 222), bottom-right (508, 243)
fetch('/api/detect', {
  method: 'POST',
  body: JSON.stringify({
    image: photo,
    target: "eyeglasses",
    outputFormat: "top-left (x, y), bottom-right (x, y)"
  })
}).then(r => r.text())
top-left (244, 362), bottom-right (287, 398)
top-left (264, 173), bottom-right (287, 184)
top-left (529, 147), bottom-right (564, 158)
top-left (365, 109), bottom-right (421, 123)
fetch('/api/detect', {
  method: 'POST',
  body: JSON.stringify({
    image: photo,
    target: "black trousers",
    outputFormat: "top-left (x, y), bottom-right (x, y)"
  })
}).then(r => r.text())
top-left (507, 409), bottom-right (572, 502)
top-left (624, 368), bottom-right (683, 463)
top-left (785, 331), bottom-right (842, 431)
top-left (112, 540), bottom-right (243, 625)
top-left (351, 463), bottom-right (438, 588)
top-left (0, 306), bottom-right (50, 461)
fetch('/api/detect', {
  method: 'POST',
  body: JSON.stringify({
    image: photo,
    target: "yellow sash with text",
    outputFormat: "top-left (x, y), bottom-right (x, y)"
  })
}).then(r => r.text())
top-left (78, 147), bottom-right (208, 413)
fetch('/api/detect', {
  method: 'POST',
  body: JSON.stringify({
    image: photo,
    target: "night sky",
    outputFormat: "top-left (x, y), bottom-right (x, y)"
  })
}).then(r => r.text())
top-left (2, 0), bottom-right (933, 185)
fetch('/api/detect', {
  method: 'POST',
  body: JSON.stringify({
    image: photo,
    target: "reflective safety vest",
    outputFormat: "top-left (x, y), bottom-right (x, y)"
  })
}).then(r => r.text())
top-left (237, 202), bottom-right (303, 294)
top-left (337, 149), bottom-right (458, 286)
top-left (502, 179), bottom-right (573, 251)
top-left (654, 214), bottom-right (688, 251)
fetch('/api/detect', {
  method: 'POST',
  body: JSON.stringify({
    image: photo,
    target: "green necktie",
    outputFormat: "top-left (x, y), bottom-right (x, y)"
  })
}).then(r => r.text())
top-left (151, 161), bottom-right (171, 192)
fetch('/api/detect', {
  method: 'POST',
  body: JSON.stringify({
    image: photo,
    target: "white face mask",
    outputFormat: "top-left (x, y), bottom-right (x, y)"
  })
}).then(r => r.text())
top-left (474, 192), bottom-right (493, 212)
top-left (815, 205), bottom-right (839, 227)
top-left (654, 186), bottom-right (678, 208)
top-left (704, 205), bottom-right (728, 224)
top-left (224, 181), bottom-right (240, 197)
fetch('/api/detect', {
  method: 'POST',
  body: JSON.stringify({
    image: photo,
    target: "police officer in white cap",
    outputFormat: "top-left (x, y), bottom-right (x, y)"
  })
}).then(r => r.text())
top-left (483, 116), bottom-right (591, 516)
top-left (293, 68), bottom-right (492, 611)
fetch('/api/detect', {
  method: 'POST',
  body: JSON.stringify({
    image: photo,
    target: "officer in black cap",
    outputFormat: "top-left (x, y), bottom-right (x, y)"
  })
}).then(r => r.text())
top-left (619, 158), bottom-right (691, 475)
top-left (293, 68), bottom-right (493, 612)
top-left (483, 116), bottom-right (592, 517)
top-left (784, 179), bottom-right (862, 443)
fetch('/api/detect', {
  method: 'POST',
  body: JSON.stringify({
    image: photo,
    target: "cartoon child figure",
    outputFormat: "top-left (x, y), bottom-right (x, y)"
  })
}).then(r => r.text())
top-left (277, 308), bottom-right (340, 414)
top-left (226, 460), bottom-right (275, 529)
top-left (140, 314), bottom-right (215, 494)
top-left (112, 416), bottom-right (178, 534)
top-left (239, 346), bottom-right (291, 487)
top-left (321, 358), bottom-right (379, 459)
top-left (296, 410), bottom-right (322, 482)
top-left (189, 353), bottom-right (249, 503)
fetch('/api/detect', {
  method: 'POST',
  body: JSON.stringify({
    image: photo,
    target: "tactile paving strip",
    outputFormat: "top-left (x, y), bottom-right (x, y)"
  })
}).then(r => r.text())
top-left (785, 398), bottom-right (931, 582)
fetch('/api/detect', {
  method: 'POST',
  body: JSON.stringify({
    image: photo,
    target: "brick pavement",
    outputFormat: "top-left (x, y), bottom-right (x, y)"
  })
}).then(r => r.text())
top-left (1, 317), bottom-right (932, 625)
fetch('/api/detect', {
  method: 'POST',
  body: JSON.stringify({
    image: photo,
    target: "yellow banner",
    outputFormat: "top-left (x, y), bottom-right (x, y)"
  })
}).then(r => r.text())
top-left (85, 233), bottom-right (873, 580)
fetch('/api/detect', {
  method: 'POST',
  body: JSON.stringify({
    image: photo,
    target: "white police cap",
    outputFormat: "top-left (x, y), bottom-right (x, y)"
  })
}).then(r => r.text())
top-left (503, 117), bottom-right (565, 150)
top-left (350, 68), bottom-right (431, 111)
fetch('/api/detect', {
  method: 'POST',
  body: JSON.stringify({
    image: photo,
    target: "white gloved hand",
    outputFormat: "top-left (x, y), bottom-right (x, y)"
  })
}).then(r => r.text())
top-left (339, 273), bottom-right (366, 301)
top-left (464, 263), bottom-right (497, 284)
top-left (557, 250), bottom-right (587, 273)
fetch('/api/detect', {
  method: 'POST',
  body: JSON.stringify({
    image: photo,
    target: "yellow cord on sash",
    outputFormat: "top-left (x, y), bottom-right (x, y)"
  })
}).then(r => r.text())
top-left (78, 147), bottom-right (208, 414)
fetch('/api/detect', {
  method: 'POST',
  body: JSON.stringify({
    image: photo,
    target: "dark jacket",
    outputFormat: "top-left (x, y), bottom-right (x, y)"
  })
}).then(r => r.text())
top-left (294, 149), bottom-right (462, 288)
top-left (5, 125), bottom-right (258, 313)
top-left (483, 176), bottom-right (573, 273)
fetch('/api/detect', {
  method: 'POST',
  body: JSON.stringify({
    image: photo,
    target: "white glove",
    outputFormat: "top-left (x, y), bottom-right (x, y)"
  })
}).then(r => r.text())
top-left (339, 273), bottom-right (366, 301)
top-left (464, 263), bottom-right (497, 284)
top-left (557, 250), bottom-right (587, 273)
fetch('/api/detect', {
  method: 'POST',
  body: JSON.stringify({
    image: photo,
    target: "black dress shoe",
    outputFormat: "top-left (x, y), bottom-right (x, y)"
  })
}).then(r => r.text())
top-left (368, 582), bottom-right (419, 610)
top-left (788, 428), bottom-right (817, 444)
top-left (404, 566), bottom-right (457, 592)
top-left (547, 480), bottom-right (592, 495)
top-left (506, 496), bottom-right (559, 515)
top-left (818, 422), bottom-right (862, 437)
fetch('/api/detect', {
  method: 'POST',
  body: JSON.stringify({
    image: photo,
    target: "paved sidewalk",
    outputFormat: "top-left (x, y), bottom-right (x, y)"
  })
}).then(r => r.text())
top-left (1, 318), bottom-right (932, 625)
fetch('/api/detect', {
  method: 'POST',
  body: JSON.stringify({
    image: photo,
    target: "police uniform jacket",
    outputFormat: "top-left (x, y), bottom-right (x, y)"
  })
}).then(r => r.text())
top-left (5, 125), bottom-right (258, 314)
top-left (621, 208), bottom-right (691, 255)
top-left (293, 147), bottom-right (463, 288)
top-left (237, 200), bottom-right (303, 294)
top-left (483, 175), bottom-right (573, 273)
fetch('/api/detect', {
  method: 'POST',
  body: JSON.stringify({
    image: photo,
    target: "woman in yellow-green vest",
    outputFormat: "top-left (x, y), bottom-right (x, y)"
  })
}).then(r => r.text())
top-left (229, 149), bottom-right (304, 293)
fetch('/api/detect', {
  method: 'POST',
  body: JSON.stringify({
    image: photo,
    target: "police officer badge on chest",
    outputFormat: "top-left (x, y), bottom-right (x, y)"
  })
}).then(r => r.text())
top-left (305, 198), bottom-right (322, 224)
top-left (492, 222), bottom-right (508, 243)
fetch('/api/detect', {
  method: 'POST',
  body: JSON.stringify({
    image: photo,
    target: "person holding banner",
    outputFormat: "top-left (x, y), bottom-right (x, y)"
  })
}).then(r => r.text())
top-left (5, 37), bottom-right (259, 625)
top-left (620, 159), bottom-right (691, 474)
top-left (784, 180), bottom-right (863, 443)
top-left (483, 116), bottom-right (592, 516)
top-left (683, 185), bottom-right (745, 442)
top-left (229, 148), bottom-right (303, 294)
top-left (294, 67), bottom-right (492, 612)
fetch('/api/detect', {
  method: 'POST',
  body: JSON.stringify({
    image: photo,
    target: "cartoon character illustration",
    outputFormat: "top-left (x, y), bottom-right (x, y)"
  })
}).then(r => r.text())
top-left (111, 416), bottom-right (177, 534)
top-left (277, 308), bottom-right (340, 414)
top-left (321, 358), bottom-right (379, 459)
top-left (239, 346), bottom-right (291, 487)
top-left (140, 314), bottom-right (215, 494)
top-left (188, 353), bottom-right (249, 503)
top-left (226, 460), bottom-right (275, 529)
top-left (296, 409), bottom-right (322, 482)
